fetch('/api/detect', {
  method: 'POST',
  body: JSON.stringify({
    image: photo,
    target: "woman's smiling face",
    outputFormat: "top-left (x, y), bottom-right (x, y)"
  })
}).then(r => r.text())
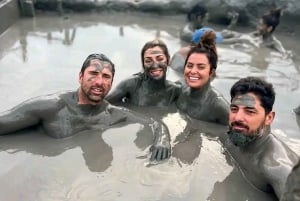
top-left (184, 53), bottom-right (213, 89)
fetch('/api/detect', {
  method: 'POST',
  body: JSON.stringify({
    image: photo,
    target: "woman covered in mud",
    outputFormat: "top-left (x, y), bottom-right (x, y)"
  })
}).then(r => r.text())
top-left (175, 31), bottom-right (230, 126)
top-left (221, 8), bottom-right (287, 54)
top-left (106, 39), bottom-right (180, 107)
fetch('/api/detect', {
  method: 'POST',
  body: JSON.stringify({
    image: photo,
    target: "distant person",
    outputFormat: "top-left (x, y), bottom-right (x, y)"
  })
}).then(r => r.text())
top-left (106, 39), bottom-right (180, 107)
top-left (0, 53), bottom-right (171, 161)
top-left (171, 27), bottom-right (223, 73)
top-left (179, 3), bottom-right (209, 43)
top-left (179, 3), bottom-right (239, 44)
top-left (223, 76), bottom-right (299, 199)
top-left (221, 8), bottom-right (287, 54)
top-left (175, 31), bottom-right (229, 125)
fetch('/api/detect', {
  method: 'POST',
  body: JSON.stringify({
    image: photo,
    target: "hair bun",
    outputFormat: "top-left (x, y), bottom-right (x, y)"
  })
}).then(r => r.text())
top-left (197, 31), bottom-right (217, 54)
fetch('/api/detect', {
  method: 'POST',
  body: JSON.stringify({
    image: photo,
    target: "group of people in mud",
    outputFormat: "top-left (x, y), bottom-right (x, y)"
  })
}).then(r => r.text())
top-left (0, 3), bottom-right (300, 201)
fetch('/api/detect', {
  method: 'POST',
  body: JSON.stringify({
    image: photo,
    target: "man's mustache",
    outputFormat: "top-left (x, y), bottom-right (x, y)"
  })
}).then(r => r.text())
top-left (230, 121), bottom-right (249, 130)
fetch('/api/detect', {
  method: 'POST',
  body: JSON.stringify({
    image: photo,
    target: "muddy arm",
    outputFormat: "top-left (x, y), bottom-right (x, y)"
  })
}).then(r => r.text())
top-left (106, 77), bottom-right (137, 104)
top-left (106, 81), bottom-right (128, 104)
top-left (0, 98), bottom-right (42, 135)
top-left (271, 39), bottom-right (287, 54)
top-left (124, 109), bottom-right (171, 161)
top-left (280, 160), bottom-right (300, 201)
top-left (149, 120), bottom-right (171, 161)
top-left (264, 139), bottom-right (300, 199)
top-left (179, 112), bottom-right (227, 141)
top-left (0, 95), bottom-right (60, 135)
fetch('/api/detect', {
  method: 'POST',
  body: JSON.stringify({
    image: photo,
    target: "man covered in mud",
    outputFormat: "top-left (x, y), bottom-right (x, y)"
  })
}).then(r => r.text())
top-left (0, 53), bottom-right (171, 161)
top-left (223, 77), bottom-right (299, 199)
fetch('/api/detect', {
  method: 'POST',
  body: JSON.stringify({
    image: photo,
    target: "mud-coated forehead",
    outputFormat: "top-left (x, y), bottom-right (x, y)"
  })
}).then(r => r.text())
top-left (80, 53), bottom-right (115, 76)
top-left (232, 94), bottom-right (256, 108)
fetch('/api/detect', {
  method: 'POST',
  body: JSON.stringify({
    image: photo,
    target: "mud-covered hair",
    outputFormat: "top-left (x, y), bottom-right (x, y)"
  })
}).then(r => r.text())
top-left (80, 53), bottom-right (115, 76)
top-left (141, 39), bottom-right (170, 66)
top-left (230, 77), bottom-right (275, 114)
top-left (187, 4), bottom-right (208, 22)
top-left (261, 8), bottom-right (282, 33)
top-left (184, 31), bottom-right (218, 71)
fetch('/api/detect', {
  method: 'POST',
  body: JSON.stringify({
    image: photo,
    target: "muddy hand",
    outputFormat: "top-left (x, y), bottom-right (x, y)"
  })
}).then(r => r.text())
top-left (150, 139), bottom-right (171, 161)
top-left (149, 121), bottom-right (171, 161)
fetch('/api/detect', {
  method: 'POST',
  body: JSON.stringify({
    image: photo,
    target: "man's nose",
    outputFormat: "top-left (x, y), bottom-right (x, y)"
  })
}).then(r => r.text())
top-left (233, 109), bottom-right (245, 121)
top-left (94, 75), bottom-right (104, 85)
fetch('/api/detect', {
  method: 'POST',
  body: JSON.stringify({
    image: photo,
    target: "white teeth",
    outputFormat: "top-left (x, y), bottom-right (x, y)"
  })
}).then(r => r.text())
top-left (189, 76), bottom-right (199, 80)
top-left (92, 88), bottom-right (103, 92)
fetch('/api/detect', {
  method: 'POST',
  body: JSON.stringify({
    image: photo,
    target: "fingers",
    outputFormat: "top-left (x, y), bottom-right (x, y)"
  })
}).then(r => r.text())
top-left (162, 148), bottom-right (168, 160)
top-left (150, 146), bottom-right (171, 161)
top-left (150, 147), bottom-right (158, 161)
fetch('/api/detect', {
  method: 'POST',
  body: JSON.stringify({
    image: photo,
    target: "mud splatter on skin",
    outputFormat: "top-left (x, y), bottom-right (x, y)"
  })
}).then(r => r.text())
top-left (86, 61), bottom-right (113, 82)
top-left (149, 50), bottom-right (163, 55)
top-left (232, 94), bottom-right (256, 108)
top-left (143, 62), bottom-right (168, 81)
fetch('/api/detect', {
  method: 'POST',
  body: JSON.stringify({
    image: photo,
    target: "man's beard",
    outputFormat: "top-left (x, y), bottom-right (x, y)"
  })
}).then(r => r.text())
top-left (227, 121), bottom-right (266, 147)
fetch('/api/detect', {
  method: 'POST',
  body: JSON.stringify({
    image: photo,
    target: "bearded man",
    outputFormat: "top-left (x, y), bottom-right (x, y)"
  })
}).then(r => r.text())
top-left (223, 77), bottom-right (299, 199)
top-left (0, 53), bottom-right (171, 161)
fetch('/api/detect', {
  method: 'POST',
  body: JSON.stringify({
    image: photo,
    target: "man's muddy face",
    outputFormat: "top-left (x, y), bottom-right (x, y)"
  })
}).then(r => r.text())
top-left (228, 93), bottom-right (274, 147)
top-left (79, 59), bottom-right (113, 105)
top-left (143, 46), bottom-right (168, 80)
top-left (193, 13), bottom-right (208, 29)
top-left (184, 53), bottom-right (213, 89)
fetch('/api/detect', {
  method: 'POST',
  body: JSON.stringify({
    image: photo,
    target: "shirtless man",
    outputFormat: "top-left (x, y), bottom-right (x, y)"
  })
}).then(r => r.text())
top-left (0, 53), bottom-right (171, 161)
top-left (223, 77), bottom-right (299, 199)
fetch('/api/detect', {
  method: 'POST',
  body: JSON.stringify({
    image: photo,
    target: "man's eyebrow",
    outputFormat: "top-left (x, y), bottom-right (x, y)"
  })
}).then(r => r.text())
top-left (244, 106), bottom-right (257, 110)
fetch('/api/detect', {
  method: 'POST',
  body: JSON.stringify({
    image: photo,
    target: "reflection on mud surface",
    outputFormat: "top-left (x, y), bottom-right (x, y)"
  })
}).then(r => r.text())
top-left (0, 124), bottom-right (277, 201)
top-left (0, 12), bottom-right (299, 201)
